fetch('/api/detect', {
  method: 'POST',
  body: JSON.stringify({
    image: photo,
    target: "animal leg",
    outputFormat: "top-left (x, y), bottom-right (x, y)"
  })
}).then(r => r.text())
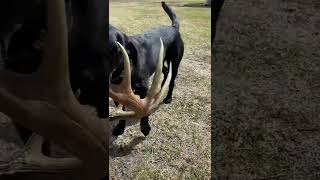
top-left (112, 101), bottom-right (127, 136)
top-left (135, 83), bottom-right (151, 136)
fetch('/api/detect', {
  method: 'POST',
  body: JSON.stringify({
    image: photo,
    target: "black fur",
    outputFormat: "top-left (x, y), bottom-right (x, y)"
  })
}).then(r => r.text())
top-left (109, 1), bottom-right (184, 136)
top-left (212, 0), bottom-right (224, 44)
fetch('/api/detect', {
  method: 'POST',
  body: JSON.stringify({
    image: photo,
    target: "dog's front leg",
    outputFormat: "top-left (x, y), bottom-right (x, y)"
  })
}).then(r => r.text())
top-left (140, 116), bottom-right (151, 136)
top-left (134, 83), bottom-right (151, 136)
top-left (112, 101), bottom-right (127, 136)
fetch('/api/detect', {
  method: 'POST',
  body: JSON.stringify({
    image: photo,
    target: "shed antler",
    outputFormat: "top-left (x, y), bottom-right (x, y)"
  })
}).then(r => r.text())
top-left (0, 0), bottom-right (108, 179)
top-left (109, 38), bottom-right (172, 121)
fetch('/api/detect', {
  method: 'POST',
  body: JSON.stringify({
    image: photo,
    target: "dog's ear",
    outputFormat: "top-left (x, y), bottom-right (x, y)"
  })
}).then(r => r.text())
top-left (125, 41), bottom-right (138, 66)
top-left (116, 33), bottom-right (125, 45)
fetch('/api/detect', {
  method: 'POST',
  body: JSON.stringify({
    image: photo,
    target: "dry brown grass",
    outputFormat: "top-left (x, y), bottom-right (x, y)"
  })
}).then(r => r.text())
top-left (214, 0), bottom-right (320, 179)
top-left (109, 0), bottom-right (211, 179)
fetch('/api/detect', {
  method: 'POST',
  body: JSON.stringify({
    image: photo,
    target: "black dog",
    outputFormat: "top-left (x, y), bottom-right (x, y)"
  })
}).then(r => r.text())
top-left (109, 1), bottom-right (184, 136)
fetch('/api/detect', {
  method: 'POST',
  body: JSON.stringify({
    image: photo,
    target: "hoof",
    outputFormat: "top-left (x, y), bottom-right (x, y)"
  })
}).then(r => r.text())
top-left (163, 97), bottom-right (172, 104)
top-left (141, 125), bottom-right (151, 137)
top-left (112, 124), bottom-right (125, 136)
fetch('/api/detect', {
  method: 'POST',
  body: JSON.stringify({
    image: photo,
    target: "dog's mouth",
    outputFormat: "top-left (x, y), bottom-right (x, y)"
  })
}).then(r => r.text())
top-left (75, 87), bottom-right (108, 118)
top-left (110, 68), bottom-right (124, 85)
top-left (108, 41), bottom-right (125, 77)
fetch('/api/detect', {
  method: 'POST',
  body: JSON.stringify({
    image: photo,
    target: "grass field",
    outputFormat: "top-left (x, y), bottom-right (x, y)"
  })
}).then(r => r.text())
top-left (109, 0), bottom-right (211, 179)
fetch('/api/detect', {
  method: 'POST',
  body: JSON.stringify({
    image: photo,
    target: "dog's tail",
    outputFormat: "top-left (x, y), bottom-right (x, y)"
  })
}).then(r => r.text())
top-left (161, 1), bottom-right (179, 30)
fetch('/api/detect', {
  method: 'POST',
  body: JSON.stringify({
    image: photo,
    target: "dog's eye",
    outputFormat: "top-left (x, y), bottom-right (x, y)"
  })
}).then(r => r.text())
top-left (110, 43), bottom-right (121, 56)
top-left (116, 34), bottom-right (123, 45)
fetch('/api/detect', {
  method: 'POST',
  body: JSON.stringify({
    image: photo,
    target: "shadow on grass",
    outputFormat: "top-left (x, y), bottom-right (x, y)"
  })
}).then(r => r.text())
top-left (109, 136), bottom-right (146, 157)
top-left (147, 2), bottom-right (210, 8)
top-left (182, 3), bottom-right (211, 8)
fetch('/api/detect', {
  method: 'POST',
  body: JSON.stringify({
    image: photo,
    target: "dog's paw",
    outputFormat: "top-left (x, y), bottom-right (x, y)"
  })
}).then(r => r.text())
top-left (112, 125), bottom-right (125, 136)
top-left (163, 97), bottom-right (172, 104)
top-left (140, 124), bottom-right (151, 136)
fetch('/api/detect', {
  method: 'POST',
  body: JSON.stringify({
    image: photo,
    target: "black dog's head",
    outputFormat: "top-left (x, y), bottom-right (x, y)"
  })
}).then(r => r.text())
top-left (108, 24), bottom-right (138, 84)
top-left (69, 49), bottom-right (108, 118)
top-left (108, 24), bottom-right (127, 76)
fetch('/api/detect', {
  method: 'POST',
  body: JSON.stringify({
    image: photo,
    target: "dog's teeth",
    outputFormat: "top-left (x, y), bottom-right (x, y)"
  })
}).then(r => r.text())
top-left (75, 89), bottom-right (81, 99)
top-left (164, 61), bottom-right (168, 68)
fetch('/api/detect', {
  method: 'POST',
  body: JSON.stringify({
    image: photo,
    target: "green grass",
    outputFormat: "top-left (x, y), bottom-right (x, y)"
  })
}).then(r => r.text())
top-left (110, 0), bottom-right (211, 179)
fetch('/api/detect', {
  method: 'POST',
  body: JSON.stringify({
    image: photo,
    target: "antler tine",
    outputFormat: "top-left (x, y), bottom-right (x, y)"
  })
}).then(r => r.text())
top-left (37, 0), bottom-right (70, 89)
top-left (151, 62), bottom-right (172, 111)
top-left (109, 42), bottom-right (142, 114)
top-left (26, 134), bottom-right (81, 169)
top-left (116, 42), bottom-right (132, 90)
top-left (0, 134), bottom-right (81, 175)
top-left (148, 38), bottom-right (164, 97)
